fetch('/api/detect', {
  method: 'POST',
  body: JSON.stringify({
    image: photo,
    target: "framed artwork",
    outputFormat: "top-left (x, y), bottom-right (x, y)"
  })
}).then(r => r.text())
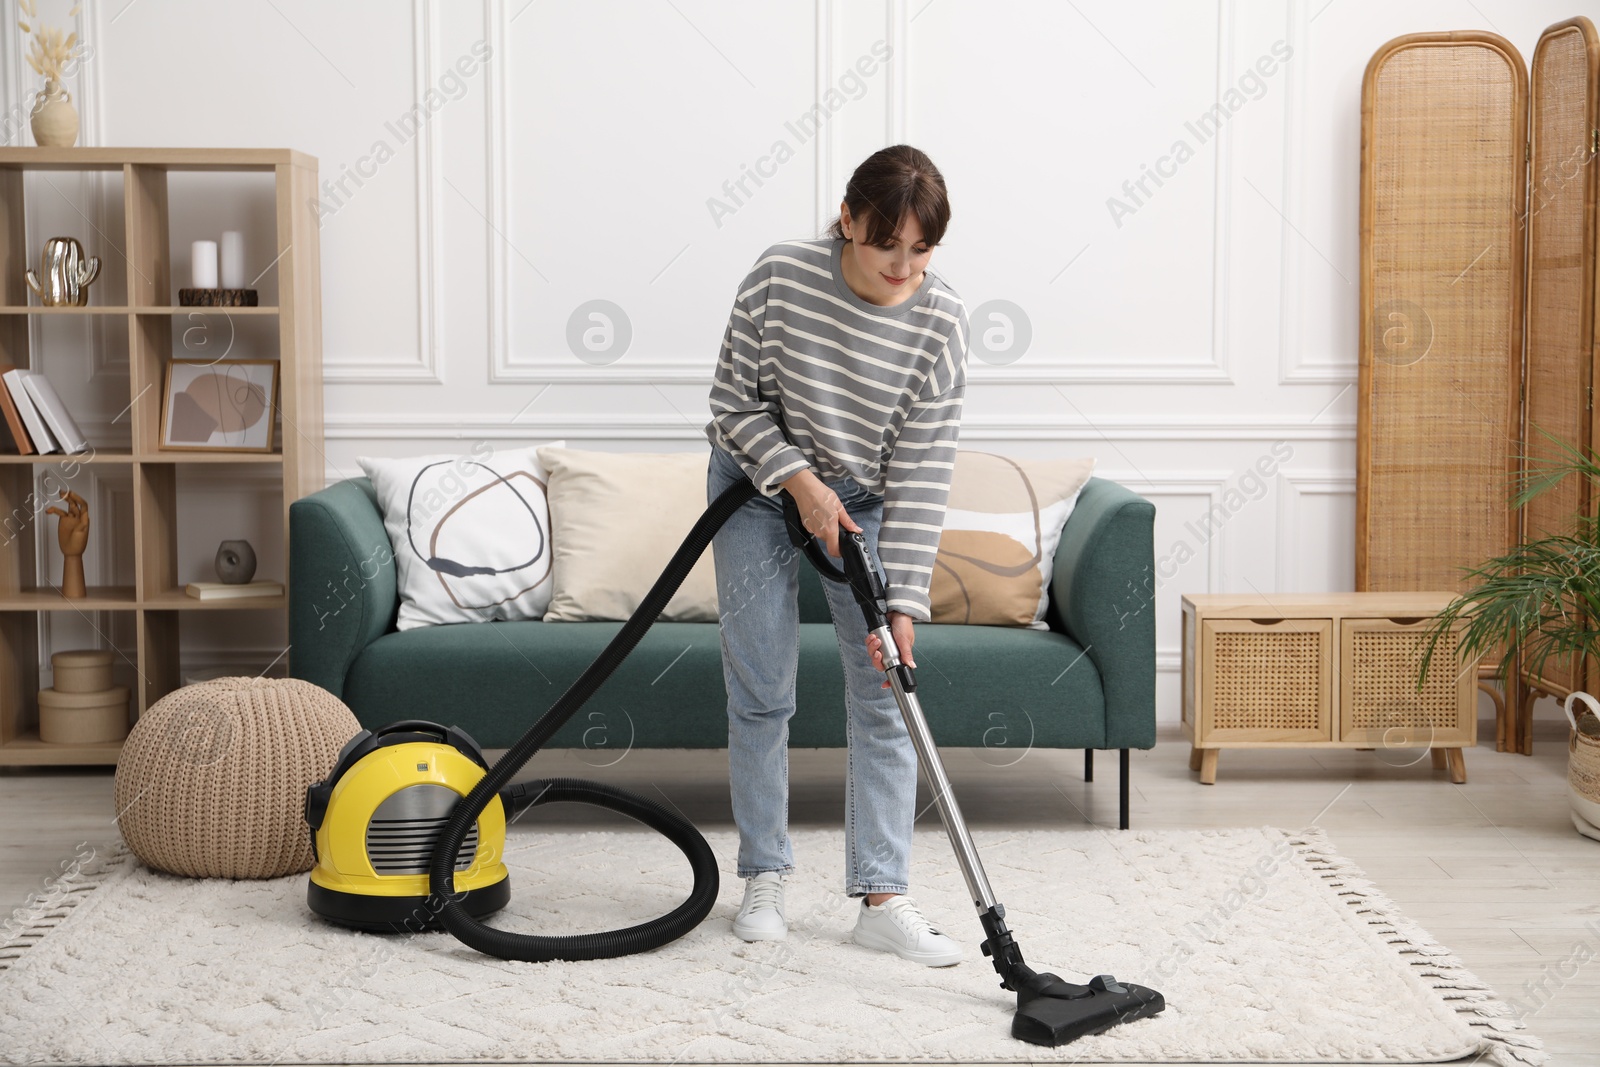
top-left (160, 359), bottom-right (279, 452)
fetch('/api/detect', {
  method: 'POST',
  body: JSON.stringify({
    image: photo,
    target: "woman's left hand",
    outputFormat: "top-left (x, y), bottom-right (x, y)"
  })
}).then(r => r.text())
top-left (865, 611), bottom-right (916, 687)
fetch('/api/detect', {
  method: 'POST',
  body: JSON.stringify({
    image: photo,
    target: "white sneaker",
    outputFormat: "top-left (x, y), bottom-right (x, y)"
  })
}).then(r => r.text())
top-left (732, 871), bottom-right (787, 941)
top-left (852, 894), bottom-right (962, 966)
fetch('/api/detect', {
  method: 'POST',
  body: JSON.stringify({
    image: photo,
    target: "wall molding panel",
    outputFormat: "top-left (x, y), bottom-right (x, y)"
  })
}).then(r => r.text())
top-left (1274, 469), bottom-right (1356, 591)
top-left (318, 0), bottom-right (444, 384)
top-left (1273, 2), bottom-right (1356, 386)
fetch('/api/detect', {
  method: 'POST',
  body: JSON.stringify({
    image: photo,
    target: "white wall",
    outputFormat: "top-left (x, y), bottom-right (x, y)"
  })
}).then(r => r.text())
top-left (5, 0), bottom-right (1587, 723)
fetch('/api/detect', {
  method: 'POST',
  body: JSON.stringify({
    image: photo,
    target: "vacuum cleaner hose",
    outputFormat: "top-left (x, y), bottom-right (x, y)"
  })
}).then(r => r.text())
top-left (425, 475), bottom-right (760, 961)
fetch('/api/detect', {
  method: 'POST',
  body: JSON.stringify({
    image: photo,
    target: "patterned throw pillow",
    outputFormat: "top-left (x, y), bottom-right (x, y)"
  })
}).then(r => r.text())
top-left (928, 450), bottom-right (1097, 629)
top-left (357, 443), bottom-right (563, 630)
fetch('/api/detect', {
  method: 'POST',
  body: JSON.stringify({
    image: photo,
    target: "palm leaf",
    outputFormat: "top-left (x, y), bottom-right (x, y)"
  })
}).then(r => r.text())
top-left (1417, 423), bottom-right (1600, 705)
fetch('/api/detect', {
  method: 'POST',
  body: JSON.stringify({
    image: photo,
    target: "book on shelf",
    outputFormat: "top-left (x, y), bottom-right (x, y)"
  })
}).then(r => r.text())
top-left (184, 580), bottom-right (284, 601)
top-left (0, 368), bottom-right (56, 454)
top-left (0, 362), bottom-right (33, 455)
top-left (20, 371), bottom-right (88, 454)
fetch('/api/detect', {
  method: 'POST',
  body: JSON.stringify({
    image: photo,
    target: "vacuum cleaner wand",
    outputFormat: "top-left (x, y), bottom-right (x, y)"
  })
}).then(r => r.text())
top-left (779, 493), bottom-right (1166, 1047)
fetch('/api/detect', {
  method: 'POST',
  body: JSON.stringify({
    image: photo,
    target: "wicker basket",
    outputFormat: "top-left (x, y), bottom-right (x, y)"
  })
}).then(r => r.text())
top-left (1562, 692), bottom-right (1600, 842)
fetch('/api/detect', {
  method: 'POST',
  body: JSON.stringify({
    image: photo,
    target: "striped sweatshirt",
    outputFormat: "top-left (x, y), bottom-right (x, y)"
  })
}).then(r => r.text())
top-left (703, 237), bottom-right (969, 623)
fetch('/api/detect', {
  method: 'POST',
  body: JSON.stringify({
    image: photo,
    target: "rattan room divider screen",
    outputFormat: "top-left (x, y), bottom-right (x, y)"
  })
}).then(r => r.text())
top-left (1357, 18), bottom-right (1598, 757)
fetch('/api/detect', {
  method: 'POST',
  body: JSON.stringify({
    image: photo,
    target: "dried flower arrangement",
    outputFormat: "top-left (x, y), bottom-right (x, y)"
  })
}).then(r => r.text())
top-left (18, 0), bottom-right (83, 85)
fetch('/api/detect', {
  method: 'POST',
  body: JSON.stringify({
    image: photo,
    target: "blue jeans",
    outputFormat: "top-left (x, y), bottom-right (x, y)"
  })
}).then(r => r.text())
top-left (706, 443), bottom-right (916, 898)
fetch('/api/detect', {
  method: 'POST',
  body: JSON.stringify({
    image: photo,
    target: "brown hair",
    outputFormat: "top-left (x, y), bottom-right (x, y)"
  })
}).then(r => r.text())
top-left (824, 145), bottom-right (950, 249)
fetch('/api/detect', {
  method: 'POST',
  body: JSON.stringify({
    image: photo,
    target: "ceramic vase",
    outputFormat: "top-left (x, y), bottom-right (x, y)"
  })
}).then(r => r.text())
top-left (215, 540), bottom-right (257, 585)
top-left (30, 79), bottom-right (79, 148)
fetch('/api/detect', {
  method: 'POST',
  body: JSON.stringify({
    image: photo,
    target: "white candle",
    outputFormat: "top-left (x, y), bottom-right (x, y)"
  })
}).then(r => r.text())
top-left (219, 231), bottom-right (244, 289)
top-left (191, 240), bottom-right (218, 289)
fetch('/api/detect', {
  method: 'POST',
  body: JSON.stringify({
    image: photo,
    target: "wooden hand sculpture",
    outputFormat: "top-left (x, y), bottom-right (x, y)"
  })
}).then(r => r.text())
top-left (44, 488), bottom-right (88, 598)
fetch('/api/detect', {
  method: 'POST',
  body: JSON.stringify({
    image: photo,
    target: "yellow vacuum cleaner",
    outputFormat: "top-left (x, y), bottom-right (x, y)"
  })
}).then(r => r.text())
top-left (303, 721), bottom-right (512, 931)
top-left (304, 718), bottom-right (713, 935)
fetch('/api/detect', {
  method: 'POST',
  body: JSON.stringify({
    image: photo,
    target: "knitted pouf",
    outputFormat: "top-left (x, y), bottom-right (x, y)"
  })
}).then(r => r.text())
top-left (113, 676), bottom-right (360, 879)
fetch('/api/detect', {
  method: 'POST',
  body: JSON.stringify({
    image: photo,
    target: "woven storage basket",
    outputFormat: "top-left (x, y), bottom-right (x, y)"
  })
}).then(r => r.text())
top-left (1563, 693), bottom-right (1600, 842)
top-left (113, 676), bottom-right (360, 878)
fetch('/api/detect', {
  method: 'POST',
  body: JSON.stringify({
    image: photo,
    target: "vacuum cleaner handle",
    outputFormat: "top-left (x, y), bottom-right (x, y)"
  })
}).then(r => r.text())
top-left (372, 719), bottom-right (455, 742)
top-left (370, 720), bottom-right (489, 767)
top-left (780, 488), bottom-right (887, 615)
top-left (780, 487), bottom-right (914, 692)
top-left (779, 487), bottom-right (848, 582)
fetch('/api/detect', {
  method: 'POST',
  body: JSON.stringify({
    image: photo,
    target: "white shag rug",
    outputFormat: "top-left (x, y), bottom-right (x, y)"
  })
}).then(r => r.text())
top-left (0, 824), bottom-right (1545, 1066)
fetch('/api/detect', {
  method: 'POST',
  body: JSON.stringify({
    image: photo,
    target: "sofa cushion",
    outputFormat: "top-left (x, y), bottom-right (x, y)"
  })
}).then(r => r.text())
top-left (930, 451), bottom-right (1095, 629)
top-left (797, 563), bottom-right (831, 625)
top-left (537, 446), bottom-right (721, 623)
top-left (341, 620), bottom-right (1106, 751)
top-left (357, 444), bottom-right (563, 631)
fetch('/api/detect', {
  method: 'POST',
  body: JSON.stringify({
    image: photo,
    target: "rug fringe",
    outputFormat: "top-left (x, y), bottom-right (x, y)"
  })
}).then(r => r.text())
top-left (1284, 825), bottom-right (1549, 1067)
top-left (0, 843), bottom-right (130, 973)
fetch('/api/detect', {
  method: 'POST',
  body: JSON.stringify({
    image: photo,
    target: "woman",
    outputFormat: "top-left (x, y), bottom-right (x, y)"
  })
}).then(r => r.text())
top-left (702, 144), bottom-right (969, 966)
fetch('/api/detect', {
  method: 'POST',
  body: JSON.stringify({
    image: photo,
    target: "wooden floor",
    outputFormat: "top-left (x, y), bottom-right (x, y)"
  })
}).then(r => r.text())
top-left (3, 718), bottom-right (1596, 1066)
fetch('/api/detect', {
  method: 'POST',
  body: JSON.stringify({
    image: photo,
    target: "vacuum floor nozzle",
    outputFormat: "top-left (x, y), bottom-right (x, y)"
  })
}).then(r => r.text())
top-left (1012, 973), bottom-right (1166, 1046)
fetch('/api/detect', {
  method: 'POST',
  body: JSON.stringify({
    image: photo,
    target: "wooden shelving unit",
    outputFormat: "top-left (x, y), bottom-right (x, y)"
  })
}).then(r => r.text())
top-left (0, 148), bottom-right (322, 766)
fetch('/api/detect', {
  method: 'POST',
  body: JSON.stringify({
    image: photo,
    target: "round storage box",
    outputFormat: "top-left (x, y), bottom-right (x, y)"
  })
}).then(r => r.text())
top-left (51, 649), bottom-right (115, 693)
top-left (113, 676), bottom-right (361, 879)
top-left (39, 685), bottom-right (129, 744)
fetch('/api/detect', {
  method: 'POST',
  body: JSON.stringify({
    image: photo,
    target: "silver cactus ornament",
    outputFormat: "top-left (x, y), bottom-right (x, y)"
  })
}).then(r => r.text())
top-left (25, 236), bottom-right (100, 306)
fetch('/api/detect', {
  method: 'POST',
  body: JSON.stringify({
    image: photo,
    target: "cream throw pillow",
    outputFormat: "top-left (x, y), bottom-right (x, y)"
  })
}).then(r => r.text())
top-left (929, 450), bottom-right (1097, 629)
top-left (537, 447), bottom-right (720, 623)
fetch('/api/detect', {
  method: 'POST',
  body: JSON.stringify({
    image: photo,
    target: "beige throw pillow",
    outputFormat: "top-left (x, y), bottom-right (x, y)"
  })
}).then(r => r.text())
top-left (537, 447), bottom-right (720, 622)
top-left (929, 450), bottom-right (1097, 629)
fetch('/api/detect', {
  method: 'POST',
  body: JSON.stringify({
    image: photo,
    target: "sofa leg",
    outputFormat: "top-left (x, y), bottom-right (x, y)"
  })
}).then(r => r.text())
top-left (1120, 748), bottom-right (1130, 830)
top-left (1084, 748), bottom-right (1093, 782)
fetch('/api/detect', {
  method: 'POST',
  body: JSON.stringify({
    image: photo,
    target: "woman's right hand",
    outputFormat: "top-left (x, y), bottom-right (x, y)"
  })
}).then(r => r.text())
top-left (783, 471), bottom-right (862, 558)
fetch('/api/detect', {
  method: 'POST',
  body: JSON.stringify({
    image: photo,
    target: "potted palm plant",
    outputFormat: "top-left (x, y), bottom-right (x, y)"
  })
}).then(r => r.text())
top-left (1417, 423), bottom-right (1600, 842)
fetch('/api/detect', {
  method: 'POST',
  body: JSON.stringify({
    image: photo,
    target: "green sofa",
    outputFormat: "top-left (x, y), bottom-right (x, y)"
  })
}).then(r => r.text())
top-left (287, 473), bottom-right (1157, 828)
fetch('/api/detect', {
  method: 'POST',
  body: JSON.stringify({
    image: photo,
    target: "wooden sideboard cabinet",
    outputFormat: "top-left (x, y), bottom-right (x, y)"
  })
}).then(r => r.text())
top-left (1181, 593), bottom-right (1480, 785)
